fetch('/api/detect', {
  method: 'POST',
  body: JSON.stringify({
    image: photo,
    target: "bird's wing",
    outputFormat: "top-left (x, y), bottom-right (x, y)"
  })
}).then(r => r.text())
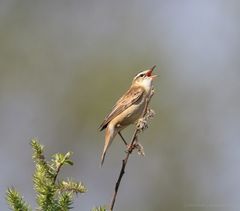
top-left (99, 86), bottom-right (144, 130)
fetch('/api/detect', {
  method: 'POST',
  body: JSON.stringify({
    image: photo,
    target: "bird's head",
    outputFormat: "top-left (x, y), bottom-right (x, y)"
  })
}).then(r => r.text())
top-left (132, 65), bottom-right (157, 90)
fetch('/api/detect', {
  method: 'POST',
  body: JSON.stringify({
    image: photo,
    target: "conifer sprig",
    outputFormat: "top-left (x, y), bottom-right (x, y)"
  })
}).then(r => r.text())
top-left (6, 187), bottom-right (30, 211)
top-left (6, 139), bottom-right (90, 211)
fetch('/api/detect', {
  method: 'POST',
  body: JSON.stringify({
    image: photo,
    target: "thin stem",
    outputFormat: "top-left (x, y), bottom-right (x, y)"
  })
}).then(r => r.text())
top-left (110, 130), bottom-right (138, 211)
top-left (53, 163), bottom-right (63, 184)
top-left (109, 89), bottom-right (154, 211)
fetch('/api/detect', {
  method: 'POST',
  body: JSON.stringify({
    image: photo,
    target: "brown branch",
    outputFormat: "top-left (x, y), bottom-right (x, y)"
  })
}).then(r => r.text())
top-left (53, 163), bottom-right (63, 184)
top-left (110, 89), bottom-right (154, 211)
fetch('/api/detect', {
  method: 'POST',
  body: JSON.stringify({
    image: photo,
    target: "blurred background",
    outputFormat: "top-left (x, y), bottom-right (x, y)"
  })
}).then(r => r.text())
top-left (1, 0), bottom-right (240, 210)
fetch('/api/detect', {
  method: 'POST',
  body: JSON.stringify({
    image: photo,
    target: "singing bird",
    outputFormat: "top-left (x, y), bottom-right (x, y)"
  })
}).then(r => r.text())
top-left (99, 65), bottom-right (157, 166)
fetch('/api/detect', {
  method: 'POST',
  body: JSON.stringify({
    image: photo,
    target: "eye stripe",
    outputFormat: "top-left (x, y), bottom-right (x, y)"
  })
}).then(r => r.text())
top-left (137, 73), bottom-right (145, 78)
top-left (134, 71), bottom-right (147, 80)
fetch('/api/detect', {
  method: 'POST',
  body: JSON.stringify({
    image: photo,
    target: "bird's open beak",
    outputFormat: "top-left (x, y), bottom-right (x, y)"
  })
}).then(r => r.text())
top-left (146, 65), bottom-right (157, 79)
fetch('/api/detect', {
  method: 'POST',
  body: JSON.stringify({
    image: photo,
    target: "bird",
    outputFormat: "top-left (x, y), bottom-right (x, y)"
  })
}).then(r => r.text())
top-left (99, 65), bottom-right (157, 166)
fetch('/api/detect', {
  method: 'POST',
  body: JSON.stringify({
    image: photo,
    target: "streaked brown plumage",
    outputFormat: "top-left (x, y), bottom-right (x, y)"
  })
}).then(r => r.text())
top-left (99, 66), bottom-right (157, 166)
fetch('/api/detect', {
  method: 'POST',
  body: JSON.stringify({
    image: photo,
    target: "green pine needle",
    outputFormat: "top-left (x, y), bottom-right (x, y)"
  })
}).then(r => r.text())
top-left (58, 179), bottom-right (87, 195)
top-left (92, 206), bottom-right (107, 211)
top-left (6, 188), bottom-right (30, 211)
top-left (6, 138), bottom-right (94, 211)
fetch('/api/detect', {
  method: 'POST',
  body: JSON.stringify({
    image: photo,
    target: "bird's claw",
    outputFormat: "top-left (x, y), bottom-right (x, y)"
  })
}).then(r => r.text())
top-left (125, 144), bottom-right (134, 153)
top-left (125, 139), bottom-right (145, 156)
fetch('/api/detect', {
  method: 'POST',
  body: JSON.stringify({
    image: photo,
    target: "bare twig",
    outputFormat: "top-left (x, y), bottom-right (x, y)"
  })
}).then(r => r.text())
top-left (110, 89), bottom-right (154, 211)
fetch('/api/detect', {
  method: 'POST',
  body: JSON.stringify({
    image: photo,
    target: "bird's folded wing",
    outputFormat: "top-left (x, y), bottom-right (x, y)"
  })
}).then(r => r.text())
top-left (99, 86), bottom-right (144, 130)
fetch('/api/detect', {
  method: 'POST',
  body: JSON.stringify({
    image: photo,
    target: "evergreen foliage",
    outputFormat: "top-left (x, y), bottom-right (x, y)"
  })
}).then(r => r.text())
top-left (91, 206), bottom-right (107, 211)
top-left (6, 139), bottom-right (105, 211)
top-left (6, 188), bottom-right (30, 211)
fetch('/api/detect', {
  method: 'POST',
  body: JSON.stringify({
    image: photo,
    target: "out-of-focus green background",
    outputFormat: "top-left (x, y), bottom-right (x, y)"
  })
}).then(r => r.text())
top-left (1, 1), bottom-right (240, 210)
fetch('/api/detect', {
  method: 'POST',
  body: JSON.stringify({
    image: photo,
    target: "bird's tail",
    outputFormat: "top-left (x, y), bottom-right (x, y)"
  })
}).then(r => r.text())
top-left (100, 126), bottom-right (116, 166)
top-left (100, 150), bottom-right (107, 167)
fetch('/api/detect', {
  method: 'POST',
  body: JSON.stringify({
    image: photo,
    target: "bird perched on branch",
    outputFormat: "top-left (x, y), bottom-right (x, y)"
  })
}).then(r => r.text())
top-left (99, 65), bottom-right (157, 166)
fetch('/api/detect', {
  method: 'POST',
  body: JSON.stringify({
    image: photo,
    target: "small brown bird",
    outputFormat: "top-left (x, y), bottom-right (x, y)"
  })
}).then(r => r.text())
top-left (99, 65), bottom-right (157, 166)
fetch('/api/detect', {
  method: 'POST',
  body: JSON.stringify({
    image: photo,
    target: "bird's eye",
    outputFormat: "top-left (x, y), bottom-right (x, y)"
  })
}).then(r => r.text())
top-left (139, 73), bottom-right (145, 77)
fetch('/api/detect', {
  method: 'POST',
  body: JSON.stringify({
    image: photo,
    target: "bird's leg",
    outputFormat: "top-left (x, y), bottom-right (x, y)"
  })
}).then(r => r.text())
top-left (118, 131), bottom-right (141, 154)
top-left (118, 132), bottom-right (128, 146)
top-left (122, 134), bottom-right (145, 155)
top-left (117, 131), bottom-right (140, 154)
